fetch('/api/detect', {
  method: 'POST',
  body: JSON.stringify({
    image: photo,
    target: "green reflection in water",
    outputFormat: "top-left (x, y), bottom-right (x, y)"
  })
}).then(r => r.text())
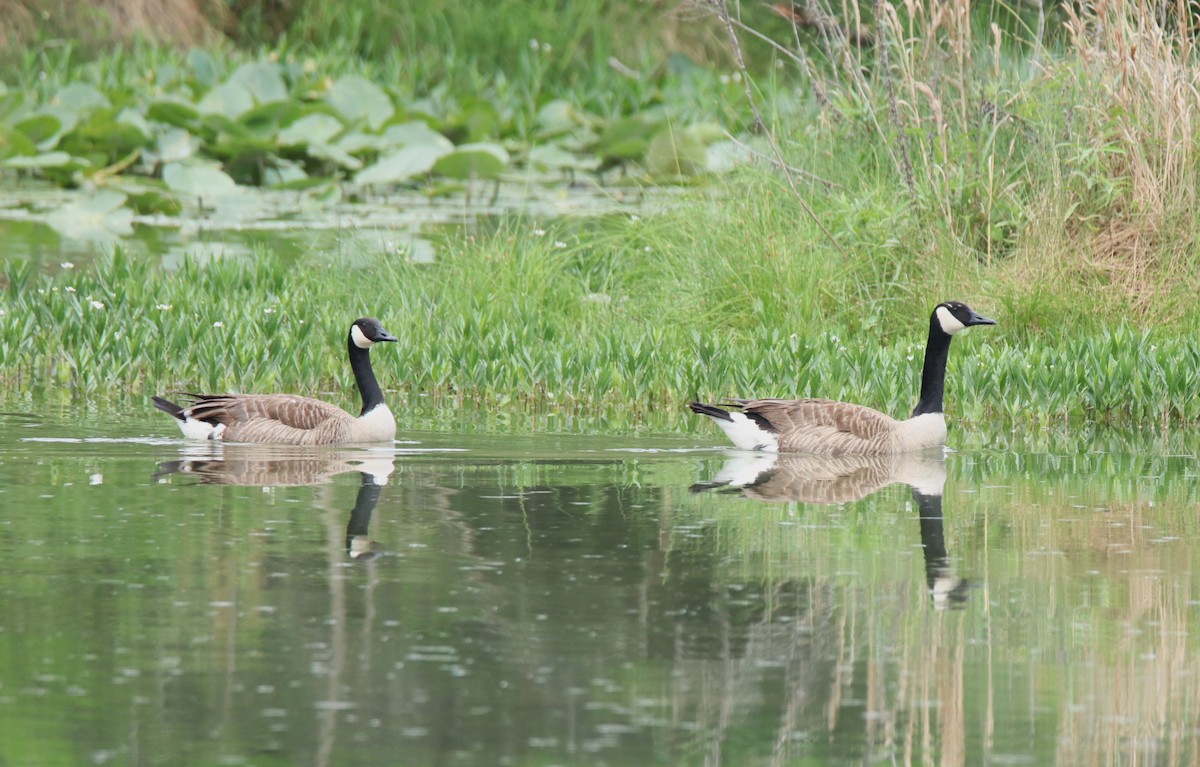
top-left (1, 414), bottom-right (1199, 766)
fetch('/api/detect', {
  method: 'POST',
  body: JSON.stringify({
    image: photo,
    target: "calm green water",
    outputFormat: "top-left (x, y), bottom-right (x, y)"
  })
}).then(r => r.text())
top-left (3, 412), bottom-right (1200, 766)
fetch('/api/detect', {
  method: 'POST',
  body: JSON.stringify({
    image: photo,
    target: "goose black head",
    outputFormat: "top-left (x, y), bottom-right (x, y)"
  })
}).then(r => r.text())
top-left (350, 317), bottom-right (399, 349)
top-left (932, 301), bottom-right (995, 336)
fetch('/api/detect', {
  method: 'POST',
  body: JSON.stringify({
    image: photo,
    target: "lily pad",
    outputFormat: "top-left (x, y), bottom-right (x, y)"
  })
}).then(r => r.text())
top-left (536, 99), bottom-right (584, 138)
top-left (229, 61), bottom-right (289, 104)
top-left (0, 125), bottom-right (36, 159)
top-left (45, 190), bottom-right (134, 243)
top-left (380, 121), bottom-right (451, 150)
top-left (645, 126), bottom-right (708, 177)
top-left (4, 151), bottom-right (82, 169)
top-left (13, 114), bottom-right (61, 147)
top-left (186, 49), bottom-right (219, 90)
top-left (148, 100), bottom-right (201, 132)
top-left (355, 143), bottom-right (453, 185)
top-left (528, 144), bottom-right (599, 172)
top-left (596, 115), bottom-right (661, 164)
top-left (162, 161), bottom-right (239, 199)
top-left (431, 142), bottom-right (510, 180)
top-left (278, 113), bottom-right (344, 147)
top-left (52, 83), bottom-right (110, 115)
top-left (198, 81), bottom-right (254, 119)
top-left (326, 75), bottom-right (393, 130)
top-left (307, 141), bottom-right (363, 171)
top-left (153, 128), bottom-right (198, 164)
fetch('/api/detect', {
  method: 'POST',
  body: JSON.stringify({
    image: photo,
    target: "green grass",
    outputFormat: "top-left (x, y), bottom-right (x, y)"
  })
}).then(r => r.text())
top-left (2, 202), bottom-right (1199, 436)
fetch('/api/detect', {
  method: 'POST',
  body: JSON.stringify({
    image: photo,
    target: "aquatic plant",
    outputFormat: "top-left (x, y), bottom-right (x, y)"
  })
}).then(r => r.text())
top-left (2, 233), bottom-right (1198, 434)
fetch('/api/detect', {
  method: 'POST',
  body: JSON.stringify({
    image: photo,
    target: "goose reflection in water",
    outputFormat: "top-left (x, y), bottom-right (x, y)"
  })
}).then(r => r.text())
top-left (152, 444), bottom-right (395, 561)
top-left (692, 450), bottom-right (970, 609)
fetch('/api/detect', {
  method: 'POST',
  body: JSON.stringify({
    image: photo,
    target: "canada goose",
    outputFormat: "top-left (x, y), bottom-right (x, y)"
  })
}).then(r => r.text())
top-left (153, 317), bottom-right (399, 445)
top-left (689, 301), bottom-right (994, 454)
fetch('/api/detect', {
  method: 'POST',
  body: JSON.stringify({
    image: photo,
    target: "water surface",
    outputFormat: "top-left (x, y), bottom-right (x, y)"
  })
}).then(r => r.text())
top-left (2, 413), bottom-right (1199, 766)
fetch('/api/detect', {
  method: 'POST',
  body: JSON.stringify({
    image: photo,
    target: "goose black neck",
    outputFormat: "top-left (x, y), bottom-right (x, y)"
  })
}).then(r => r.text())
top-left (911, 318), bottom-right (953, 417)
top-left (348, 335), bottom-right (385, 416)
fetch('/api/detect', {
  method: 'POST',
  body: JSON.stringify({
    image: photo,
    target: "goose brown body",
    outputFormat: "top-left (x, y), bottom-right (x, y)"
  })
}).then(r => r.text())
top-left (169, 393), bottom-right (395, 445)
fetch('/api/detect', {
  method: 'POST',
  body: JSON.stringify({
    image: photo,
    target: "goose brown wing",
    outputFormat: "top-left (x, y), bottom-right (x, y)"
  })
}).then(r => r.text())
top-left (184, 394), bottom-right (349, 430)
top-left (736, 398), bottom-right (900, 454)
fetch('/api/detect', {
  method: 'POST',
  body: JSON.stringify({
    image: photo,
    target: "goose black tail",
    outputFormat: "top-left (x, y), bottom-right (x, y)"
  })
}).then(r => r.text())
top-left (151, 396), bottom-right (186, 421)
top-left (688, 402), bottom-right (734, 421)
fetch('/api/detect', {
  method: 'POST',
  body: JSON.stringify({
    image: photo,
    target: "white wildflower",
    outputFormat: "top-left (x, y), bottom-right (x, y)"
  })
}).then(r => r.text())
top-left (89, 300), bottom-right (105, 310)
top-left (644, 246), bottom-right (651, 252)
top-left (213, 321), bottom-right (224, 328)
top-left (533, 228), bottom-right (546, 237)
top-left (156, 303), bottom-right (173, 311)
top-left (64, 286), bottom-right (75, 293)
top-left (60, 261), bottom-right (74, 269)
top-left (264, 307), bottom-right (276, 314)
top-left (554, 241), bottom-right (567, 248)
top-left (629, 214), bottom-right (640, 223)
top-left (89, 473), bottom-right (103, 485)
top-left (529, 38), bottom-right (540, 50)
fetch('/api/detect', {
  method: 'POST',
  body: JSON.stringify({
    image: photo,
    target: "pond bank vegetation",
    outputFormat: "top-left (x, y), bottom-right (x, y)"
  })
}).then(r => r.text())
top-left (2, 1), bottom-right (1199, 434)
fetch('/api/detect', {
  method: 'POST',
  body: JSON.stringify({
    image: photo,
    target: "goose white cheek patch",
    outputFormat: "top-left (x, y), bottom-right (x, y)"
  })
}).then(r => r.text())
top-left (350, 325), bottom-right (374, 348)
top-left (935, 306), bottom-right (966, 335)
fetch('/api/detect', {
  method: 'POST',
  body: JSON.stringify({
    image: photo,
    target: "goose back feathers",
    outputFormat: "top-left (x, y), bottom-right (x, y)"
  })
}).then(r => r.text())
top-left (689, 301), bottom-right (994, 455)
top-left (154, 317), bottom-right (398, 445)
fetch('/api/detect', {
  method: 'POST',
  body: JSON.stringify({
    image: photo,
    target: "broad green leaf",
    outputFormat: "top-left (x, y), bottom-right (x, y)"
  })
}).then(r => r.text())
top-left (326, 75), bottom-right (393, 130)
top-left (454, 98), bottom-right (501, 142)
top-left (596, 116), bottom-right (660, 162)
top-left (52, 83), bottom-right (110, 115)
top-left (646, 126), bottom-right (707, 176)
top-left (230, 61), bottom-right (289, 104)
top-left (535, 99), bottom-right (583, 137)
top-left (307, 142), bottom-right (362, 170)
top-left (13, 114), bottom-right (61, 146)
top-left (148, 100), bottom-right (200, 131)
top-left (528, 144), bottom-right (599, 172)
top-left (380, 121), bottom-right (451, 150)
top-left (162, 161), bottom-right (239, 198)
top-left (0, 89), bottom-right (25, 123)
top-left (198, 81), bottom-right (254, 119)
top-left (264, 159), bottom-right (308, 186)
top-left (705, 140), bottom-right (752, 173)
top-left (116, 108), bottom-right (153, 141)
top-left (332, 131), bottom-right (381, 155)
top-left (355, 143), bottom-right (452, 185)
top-left (45, 190), bottom-right (133, 242)
top-left (155, 128), bottom-right (197, 164)
top-left (0, 126), bottom-right (36, 159)
top-left (186, 48), bottom-right (219, 89)
top-left (431, 142), bottom-right (509, 180)
top-left (4, 151), bottom-right (82, 169)
top-left (239, 101), bottom-right (299, 137)
top-left (278, 113), bottom-right (344, 147)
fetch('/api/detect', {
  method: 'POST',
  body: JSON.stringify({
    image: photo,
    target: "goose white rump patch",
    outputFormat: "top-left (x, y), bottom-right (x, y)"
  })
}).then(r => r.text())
top-left (707, 411), bottom-right (780, 452)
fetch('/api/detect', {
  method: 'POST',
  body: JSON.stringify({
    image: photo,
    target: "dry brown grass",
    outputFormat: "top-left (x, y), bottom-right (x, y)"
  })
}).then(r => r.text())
top-left (0, 0), bottom-right (224, 49)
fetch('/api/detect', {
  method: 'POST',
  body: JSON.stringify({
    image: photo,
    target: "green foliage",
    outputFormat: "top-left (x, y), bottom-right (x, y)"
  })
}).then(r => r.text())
top-left (1, 216), bottom-right (1197, 434)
